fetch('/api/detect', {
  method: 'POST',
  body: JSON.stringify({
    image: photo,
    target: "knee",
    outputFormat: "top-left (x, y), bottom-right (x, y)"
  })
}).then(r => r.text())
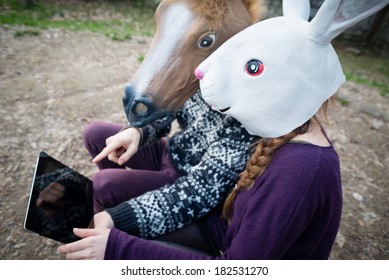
top-left (92, 169), bottom-right (124, 212)
top-left (92, 170), bottom-right (113, 198)
top-left (92, 170), bottom-right (113, 212)
top-left (82, 121), bottom-right (104, 147)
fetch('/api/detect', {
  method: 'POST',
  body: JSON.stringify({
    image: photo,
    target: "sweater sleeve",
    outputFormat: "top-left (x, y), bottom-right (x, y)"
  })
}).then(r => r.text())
top-left (105, 126), bottom-right (255, 239)
top-left (136, 122), bottom-right (172, 146)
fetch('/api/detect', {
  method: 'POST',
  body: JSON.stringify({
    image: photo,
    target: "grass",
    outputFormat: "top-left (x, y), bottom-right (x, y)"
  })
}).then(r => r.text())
top-left (334, 40), bottom-right (389, 97)
top-left (0, 0), bottom-right (156, 40)
top-left (337, 97), bottom-right (350, 107)
top-left (14, 29), bottom-right (40, 37)
top-left (137, 54), bottom-right (144, 62)
top-left (345, 72), bottom-right (389, 97)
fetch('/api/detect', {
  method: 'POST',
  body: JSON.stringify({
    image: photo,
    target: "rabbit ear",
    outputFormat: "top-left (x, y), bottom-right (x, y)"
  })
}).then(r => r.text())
top-left (282, 0), bottom-right (310, 20)
top-left (307, 0), bottom-right (389, 44)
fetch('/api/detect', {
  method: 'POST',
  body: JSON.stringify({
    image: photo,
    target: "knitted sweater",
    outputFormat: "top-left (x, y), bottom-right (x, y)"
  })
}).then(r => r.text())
top-left (105, 141), bottom-right (343, 259)
top-left (106, 91), bottom-right (258, 238)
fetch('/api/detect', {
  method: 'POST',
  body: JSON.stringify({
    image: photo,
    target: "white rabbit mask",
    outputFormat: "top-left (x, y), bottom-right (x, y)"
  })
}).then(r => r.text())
top-left (195, 0), bottom-right (388, 138)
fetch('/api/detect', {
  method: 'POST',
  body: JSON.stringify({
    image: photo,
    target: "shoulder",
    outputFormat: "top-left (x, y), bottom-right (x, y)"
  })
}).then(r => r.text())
top-left (256, 143), bottom-right (341, 195)
top-left (271, 143), bottom-right (339, 172)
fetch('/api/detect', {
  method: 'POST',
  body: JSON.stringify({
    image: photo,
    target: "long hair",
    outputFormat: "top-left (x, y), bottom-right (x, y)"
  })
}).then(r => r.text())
top-left (222, 99), bottom-right (334, 222)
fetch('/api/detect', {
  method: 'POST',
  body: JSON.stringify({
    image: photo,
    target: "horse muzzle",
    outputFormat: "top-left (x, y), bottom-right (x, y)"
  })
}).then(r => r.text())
top-left (123, 85), bottom-right (175, 129)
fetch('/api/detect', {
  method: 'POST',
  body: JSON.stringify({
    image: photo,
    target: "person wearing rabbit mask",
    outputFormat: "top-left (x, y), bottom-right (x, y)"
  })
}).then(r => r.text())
top-left (58, 0), bottom-right (388, 260)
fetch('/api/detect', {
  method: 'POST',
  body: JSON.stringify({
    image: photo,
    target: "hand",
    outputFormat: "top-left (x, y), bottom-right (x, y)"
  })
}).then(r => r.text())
top-left (36, 182), bottom-right (65, 218)
top-left (93, 211), bottom-right (114, 229)
top-left (57, 228), bottom-right (110, 260)
top-left (92, 127), bottom-right (141, 165)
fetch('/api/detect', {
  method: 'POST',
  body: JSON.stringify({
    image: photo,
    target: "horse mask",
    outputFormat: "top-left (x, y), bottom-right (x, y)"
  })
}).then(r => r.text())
top-left (122, 0), bottom-right (261, 128)
top-left (195, 0), bottom-right (388, 138)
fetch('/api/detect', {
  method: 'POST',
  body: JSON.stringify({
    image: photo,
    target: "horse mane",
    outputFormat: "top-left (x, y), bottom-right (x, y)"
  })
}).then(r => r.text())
top-left (243, 0), bottom-right (264, 23)
top-left (160, 0), bottom-right (264, 24)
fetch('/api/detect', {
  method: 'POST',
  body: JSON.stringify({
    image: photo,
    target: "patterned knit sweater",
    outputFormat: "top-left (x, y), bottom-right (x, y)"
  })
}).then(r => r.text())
top-left (106, 91), bottom-right (258, 238)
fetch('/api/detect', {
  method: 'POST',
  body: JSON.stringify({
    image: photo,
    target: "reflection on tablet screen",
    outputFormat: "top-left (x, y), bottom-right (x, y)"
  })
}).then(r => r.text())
top-left (24, 151), bottom-right (94, 243)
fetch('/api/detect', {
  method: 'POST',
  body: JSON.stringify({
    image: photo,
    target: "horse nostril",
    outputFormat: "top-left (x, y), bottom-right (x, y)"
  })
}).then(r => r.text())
top-left (135, 102), bottom-right (148, 115)
top-left (126, 96), bottom-right (174, 128)
top-left (130, 97), bottom-right (155, 118)
top-left (194, 68), bottom-right (204, 80)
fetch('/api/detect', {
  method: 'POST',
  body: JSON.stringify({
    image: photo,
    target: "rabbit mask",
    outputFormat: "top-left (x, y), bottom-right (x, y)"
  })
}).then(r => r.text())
top-left (195, 0), bottom-right (388, 138)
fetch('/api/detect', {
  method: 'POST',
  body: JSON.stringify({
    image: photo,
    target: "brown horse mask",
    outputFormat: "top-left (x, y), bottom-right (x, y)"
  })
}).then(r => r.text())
top-left (123, 0), bottom-right (262, 128)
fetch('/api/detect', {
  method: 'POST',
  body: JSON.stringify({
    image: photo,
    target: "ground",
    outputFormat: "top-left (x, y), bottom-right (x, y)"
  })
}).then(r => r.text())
top-left (0, 26), bottom-right (388, 260)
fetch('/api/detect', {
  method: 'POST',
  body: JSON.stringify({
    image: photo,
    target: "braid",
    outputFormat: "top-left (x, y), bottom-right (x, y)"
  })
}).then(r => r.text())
top-left (222, 120), bottom-right (311, 222)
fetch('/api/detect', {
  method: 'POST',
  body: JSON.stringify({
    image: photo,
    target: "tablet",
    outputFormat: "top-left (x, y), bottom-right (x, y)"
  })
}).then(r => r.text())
top-left (24, 151), bottom-right (94, 243)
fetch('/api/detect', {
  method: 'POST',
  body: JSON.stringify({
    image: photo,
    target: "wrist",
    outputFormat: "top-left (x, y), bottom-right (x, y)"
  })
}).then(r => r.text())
top-left (105, 203), bottom-right (140, 236)
top-left (94, 211), bottom-right (114, 229)
top-left (120, 125), bottom-right (143, 145)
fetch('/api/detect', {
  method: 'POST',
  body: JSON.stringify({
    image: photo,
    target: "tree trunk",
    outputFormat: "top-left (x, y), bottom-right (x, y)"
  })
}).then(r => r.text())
top-left (22, 0), bottom-right (34, 8)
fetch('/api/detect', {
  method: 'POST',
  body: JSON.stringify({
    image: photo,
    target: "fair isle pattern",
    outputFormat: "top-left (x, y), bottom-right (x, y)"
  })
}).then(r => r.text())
top-left (118, 91), bottom-right (258, 238)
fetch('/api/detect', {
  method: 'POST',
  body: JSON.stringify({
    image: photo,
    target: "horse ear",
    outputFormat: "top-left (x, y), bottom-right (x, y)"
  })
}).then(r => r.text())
top-left (307, 0), bottom-right (389, 45)
top-left (282, 0), bottom-right (310, 20)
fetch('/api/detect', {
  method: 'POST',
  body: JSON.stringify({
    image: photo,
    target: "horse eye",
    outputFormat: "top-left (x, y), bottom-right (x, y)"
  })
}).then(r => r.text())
top-left (245, 60), bottom-right (264, 76)
top-left (198, 34), bottom-right (216, 48)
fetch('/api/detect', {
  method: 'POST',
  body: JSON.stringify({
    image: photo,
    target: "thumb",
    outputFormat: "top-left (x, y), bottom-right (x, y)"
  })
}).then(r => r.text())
top-left (73, 228), bottom-right (102, 238)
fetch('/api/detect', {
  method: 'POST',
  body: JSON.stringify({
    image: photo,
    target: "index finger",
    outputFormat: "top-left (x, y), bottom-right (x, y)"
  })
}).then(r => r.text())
top-left (92, 145), bottom-right (116, 163)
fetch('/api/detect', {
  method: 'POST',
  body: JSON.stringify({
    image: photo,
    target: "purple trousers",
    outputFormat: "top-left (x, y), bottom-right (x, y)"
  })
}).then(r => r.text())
top-left (83, 121), bottom-right (182, 213)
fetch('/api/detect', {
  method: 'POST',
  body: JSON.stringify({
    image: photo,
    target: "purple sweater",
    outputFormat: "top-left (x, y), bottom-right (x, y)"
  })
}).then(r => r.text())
top-left (105, 141), bottom-right (342, 260)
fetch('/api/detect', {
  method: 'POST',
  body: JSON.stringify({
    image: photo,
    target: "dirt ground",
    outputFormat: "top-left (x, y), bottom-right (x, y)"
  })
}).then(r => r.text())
top-left (0, 26), bottom-right (388, 260)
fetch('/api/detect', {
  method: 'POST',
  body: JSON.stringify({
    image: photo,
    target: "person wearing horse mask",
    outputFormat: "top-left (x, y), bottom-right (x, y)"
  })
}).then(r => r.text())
top-left (68, 0), bottom-right (262, 255)
top-left (58, 0), bottom-right (388, 259)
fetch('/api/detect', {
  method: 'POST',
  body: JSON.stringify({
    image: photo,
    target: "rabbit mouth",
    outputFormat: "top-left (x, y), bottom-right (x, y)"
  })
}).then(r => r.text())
top-left (218, 107), bottom-right (230, 113)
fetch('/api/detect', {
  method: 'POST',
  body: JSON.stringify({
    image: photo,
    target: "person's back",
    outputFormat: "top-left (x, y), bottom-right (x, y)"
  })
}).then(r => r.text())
top-left (212, 134), bottom-right (342, 259)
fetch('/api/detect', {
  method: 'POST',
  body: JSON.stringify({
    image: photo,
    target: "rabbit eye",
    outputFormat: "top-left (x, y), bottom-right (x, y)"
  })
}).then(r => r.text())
top-left (245, 60), bottom-right (264, 76)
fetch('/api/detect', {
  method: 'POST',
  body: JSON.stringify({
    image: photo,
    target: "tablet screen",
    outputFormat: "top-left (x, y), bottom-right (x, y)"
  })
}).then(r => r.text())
top-left (24, 151), bottom-right (94, 243)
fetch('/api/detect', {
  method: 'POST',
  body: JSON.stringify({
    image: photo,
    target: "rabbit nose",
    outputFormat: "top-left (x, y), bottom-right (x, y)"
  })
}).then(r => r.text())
top-left (194, 68), bottom-right (204, 80)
